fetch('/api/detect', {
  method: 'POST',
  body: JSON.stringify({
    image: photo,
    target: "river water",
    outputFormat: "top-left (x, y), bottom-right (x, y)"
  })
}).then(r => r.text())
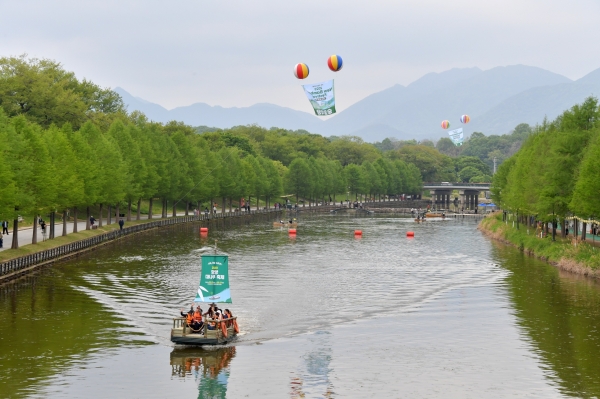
top-left (2, 214), bottom-right (600, 398)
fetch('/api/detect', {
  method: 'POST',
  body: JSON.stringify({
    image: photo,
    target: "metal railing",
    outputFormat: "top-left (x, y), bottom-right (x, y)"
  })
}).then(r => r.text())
top-left (423, 182), bottom-right (491, 188)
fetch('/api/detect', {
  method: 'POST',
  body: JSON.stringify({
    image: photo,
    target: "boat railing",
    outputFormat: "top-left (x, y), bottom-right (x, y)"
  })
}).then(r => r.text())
top-left (172, 316), bottom-right (238, 339)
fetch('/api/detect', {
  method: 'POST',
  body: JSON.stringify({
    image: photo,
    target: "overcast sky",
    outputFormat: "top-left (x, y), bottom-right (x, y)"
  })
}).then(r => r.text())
top-left (1, 0), bottom-right (600, 113)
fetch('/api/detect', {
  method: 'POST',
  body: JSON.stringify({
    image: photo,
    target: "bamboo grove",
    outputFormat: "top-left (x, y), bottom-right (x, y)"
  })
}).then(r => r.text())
top-left (491, 97), bottom-right (600, 239)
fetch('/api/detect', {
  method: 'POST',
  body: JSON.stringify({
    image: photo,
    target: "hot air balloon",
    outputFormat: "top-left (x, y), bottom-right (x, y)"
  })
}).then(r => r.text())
top-left (460, 115), bottom-right (470, 124)
top-left (327, 55), bottom-right (343, 72)
top-left (441, 120), bottom-right (450, 129)
top-left (294, 63), bottom-right (309, 79)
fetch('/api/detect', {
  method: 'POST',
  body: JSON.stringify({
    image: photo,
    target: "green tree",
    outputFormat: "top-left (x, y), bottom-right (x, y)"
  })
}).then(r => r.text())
top-left (0, 56), bottom-right (124, 129)
top-left (570, 132), bottom-right (600, 217)
top-left (344, 164), bottom-right (365, 200)
top-left (285, 158), bottom-right (312, 205)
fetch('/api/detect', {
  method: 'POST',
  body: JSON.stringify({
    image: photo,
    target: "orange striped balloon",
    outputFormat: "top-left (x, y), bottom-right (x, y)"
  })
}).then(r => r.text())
top-left (460, 115), bottom-right (470, 124)
top-left (327, 55), bottom-right (343, 72)
top-left (441, 120), bottom-right (450, 129)
top-left (294, 63), bottom-right (309, 79)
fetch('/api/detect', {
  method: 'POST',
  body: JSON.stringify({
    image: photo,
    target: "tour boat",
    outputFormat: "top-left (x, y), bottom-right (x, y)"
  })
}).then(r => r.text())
top-left (273, 221), bottom-right (298, 227)
top-left (425, 213), bottom-right (446, 218)
top-left (171, 245), bottom-right (239, 346)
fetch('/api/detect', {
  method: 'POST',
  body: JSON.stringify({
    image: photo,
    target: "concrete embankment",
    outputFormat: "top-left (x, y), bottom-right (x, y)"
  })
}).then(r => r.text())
top-left (478, 213), bottom-right (600, 278)
top-left (0, 209), bottom-right (282, 283)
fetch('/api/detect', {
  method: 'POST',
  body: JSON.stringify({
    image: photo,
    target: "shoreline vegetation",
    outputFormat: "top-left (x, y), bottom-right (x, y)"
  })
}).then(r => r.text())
top-left (479, 213), bottom-right (600, 278)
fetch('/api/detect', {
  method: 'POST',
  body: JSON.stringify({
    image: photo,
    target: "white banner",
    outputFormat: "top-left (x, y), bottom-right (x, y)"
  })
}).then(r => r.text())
top-left (302, 79), bottom-right (336, 116)
top-left (448, 128), bottom-right (464, 146)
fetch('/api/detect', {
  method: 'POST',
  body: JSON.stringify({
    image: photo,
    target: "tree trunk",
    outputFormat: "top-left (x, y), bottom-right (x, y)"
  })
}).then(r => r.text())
top-left (561, 217), bottom-right (566, 238)
top-left (148, 198), bottom-right (153, 220)
top-left (86, 206), bottom-right (91, 230)
top-left (552, 220), bottom-right (556, 241)
top-left (11, 218), bottom-right (19, 249)
top-left (163, 198), bottom-right (167, 218)
top-left (50, 211), bottom-right (55, 239)
top-left (172, 202), bottom-right (177, 217)
top-left (115, 204), bottom-right (120, 225)
top-left (98, 204), bottom-right (103, 227)
top-left (62, 210), bottom-right (68, 236)
top-left (127, 200), bottom-right (132, 221)
top-left (257, 195), bottom-right (260, 211)
top-left (583, 222), bottom-right (587, 241)
top-left (108, 205), bottom-right (112, 225)
top-left (32, 214), bottom-right (38, 245)
top-left (185, 201), bottom-right (189, 216)
top-left (210, 198), bottom-right (214, 214)
top-left (137, 199), bottom-right (141, 220)
top-left (73, 207), bottom-right (78, 233)
top-left (222, 197), bottom-right (226, 214)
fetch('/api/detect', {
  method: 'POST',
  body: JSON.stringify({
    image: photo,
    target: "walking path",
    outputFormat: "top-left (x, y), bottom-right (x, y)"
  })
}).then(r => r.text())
top-left (0, 213), bottom-right (191, 252)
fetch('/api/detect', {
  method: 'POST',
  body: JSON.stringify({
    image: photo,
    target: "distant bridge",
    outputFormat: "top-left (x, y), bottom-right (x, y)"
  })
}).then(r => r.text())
top-left (422, 182), bottom-right (492, 209)
top-left (423, 182), bottom-right (491, 190)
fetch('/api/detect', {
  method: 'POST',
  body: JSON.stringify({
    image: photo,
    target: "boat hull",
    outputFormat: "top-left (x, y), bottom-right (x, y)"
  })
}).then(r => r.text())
top-left (170, 324), bottom-right (237, 346)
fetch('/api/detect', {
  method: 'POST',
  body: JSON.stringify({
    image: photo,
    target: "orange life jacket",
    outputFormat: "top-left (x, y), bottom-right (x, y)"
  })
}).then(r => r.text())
top-left (185, 313), bottom-right (193, 325)
top-left (193, 311), bottom-right (202, 322)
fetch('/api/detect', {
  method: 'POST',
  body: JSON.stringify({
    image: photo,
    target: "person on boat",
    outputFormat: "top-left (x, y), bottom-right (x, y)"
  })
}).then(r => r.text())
top-left (180, 306), bottom-right (195, 327)
top-left (223, 309), bottom-right (232, 326)
top-left (189, 306), bottom-right (204, 332)
top-left (206, 310), bottom-right (220, 331)
top-left (203, 302), bottom-right (218, 317)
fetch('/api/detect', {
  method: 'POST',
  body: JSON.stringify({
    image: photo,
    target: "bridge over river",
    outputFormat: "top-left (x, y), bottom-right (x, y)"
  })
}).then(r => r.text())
top-left (422, 182), bottom-right (491, 210)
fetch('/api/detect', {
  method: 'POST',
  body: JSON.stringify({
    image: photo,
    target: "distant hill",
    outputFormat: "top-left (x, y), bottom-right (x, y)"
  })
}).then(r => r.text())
top-left (114, 87), bottom-right (324, 132)
top-left (116, 64), bottom-right (600, 142)
top-left (324, 65), bottom-right (572, 141)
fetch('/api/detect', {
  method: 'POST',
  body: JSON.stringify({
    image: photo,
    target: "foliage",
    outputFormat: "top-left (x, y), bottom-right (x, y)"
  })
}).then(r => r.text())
top-left (491, 97), bottom-right (600, 226)
top-left (0, 55), bottom-right (124, 129)
top-left (389, 145), bottom-right (455, 181)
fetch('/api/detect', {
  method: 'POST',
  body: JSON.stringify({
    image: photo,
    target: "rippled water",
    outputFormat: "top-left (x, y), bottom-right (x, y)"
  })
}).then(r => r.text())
top-left (2, 214), bottom-right (600, 398)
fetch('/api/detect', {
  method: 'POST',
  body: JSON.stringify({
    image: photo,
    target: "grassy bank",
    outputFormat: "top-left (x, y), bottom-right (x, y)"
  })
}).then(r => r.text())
top-left (479, 212), bottom-right (600, 276)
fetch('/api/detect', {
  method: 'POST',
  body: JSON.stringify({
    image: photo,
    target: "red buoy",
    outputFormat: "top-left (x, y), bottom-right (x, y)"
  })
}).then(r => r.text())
top-left (288, 229), bottom-right (297, 234)
top-left (406, 231), bottom-right (414, 237)
top-left (354, 230), bottom-right (362, 236)
top-left (200, 227), bottom-right (208, 233)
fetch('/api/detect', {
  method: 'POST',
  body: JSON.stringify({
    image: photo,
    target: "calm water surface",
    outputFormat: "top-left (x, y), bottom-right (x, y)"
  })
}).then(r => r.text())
top-left (2, 214), bottom-right (600, 398)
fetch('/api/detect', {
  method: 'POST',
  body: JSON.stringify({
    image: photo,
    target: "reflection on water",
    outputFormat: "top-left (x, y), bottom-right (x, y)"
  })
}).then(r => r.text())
top-left (171, 347), bottom-right (236, 399)
top-left (290, 331), bottom-right (334, 398)
top-left (493, 242), bottom-right (600, 397)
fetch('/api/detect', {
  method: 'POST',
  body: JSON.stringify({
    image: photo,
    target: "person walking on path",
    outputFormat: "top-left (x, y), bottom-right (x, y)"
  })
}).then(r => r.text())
top-left (118, 218), bottom-right (124, 230)
top-left (40, 220), bottom-right (47, 241)
top-left (2, 220), bottom-right (8, 235)
top-left (0, 233), bottom-right (3, 248)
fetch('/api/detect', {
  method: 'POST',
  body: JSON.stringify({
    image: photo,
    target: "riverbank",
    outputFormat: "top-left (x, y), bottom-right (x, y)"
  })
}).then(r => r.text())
top-left (478, 212), bottom-right (600, 277)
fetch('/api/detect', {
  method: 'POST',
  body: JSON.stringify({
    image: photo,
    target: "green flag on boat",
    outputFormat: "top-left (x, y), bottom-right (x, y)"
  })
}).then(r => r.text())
top-left (194, 254), bottom-right (232, 303)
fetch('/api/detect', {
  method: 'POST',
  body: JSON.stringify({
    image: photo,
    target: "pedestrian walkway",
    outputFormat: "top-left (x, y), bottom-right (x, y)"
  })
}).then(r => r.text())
top-left (0, 213), bottom-right (191, 252)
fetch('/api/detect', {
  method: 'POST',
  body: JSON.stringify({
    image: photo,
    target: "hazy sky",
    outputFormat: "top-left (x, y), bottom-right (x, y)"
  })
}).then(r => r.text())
top-left (2, 0), bottom-right (600, 113)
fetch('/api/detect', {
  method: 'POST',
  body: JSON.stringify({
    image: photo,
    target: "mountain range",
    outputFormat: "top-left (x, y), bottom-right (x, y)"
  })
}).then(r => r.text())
top-left (116, 64), bottom-right (600, 142)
